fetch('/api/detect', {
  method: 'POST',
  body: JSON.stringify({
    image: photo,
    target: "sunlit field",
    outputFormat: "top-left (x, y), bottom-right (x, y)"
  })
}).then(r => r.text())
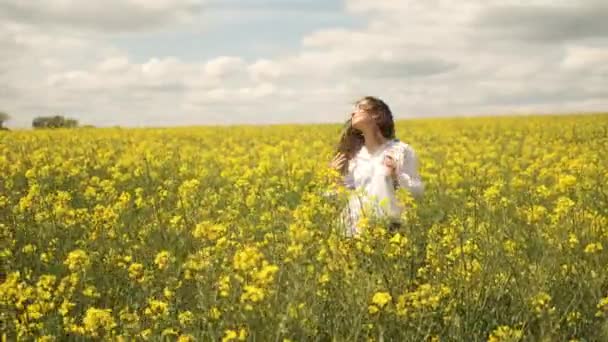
top-left (1, 113), bottom-right (608, 341)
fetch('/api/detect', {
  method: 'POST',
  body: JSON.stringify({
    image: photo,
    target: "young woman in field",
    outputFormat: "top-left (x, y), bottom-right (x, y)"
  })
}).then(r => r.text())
top-left (329, 96), bottom-right (424, 237)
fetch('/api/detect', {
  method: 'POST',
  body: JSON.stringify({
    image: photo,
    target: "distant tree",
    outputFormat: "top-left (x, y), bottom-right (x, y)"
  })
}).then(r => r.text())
top-left (0, 111), bottom-right (9, 130)
top-left (32, 115), bottom-right (79, 129)
top-left (32, 117), bottom-right (45, 129)
top-left (65, 118), bottom-right (78, 128)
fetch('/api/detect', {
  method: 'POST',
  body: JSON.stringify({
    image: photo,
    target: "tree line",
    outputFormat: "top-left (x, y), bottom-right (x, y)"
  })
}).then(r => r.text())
top-left (0, 112), bottom-right (9, 130)
top-left (32, 116), bottom-right (79, 129)
top-left (0, 112), bottom-right (87, 130)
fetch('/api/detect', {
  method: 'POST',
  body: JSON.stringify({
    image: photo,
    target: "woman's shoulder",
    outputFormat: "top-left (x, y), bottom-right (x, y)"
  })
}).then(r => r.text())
top-left (389, 140), bottom-right (420, 162)
top-left (390, 139), bottom-right (413, 153)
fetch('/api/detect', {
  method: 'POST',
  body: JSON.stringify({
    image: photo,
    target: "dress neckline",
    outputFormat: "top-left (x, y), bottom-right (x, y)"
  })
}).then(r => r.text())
top-left (361, 139), bottom-right (394, 158)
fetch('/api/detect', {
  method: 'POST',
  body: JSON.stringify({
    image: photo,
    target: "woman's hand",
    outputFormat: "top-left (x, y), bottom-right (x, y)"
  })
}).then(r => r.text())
top-left (330, 152), bottom-right (347, 172)
top-left (384, 154), bottom-right (400, 189)
top-left (384, 154), bottom-right (398, 179)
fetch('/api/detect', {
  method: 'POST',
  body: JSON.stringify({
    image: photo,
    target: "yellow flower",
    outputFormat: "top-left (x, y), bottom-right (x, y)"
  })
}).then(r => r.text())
top-left (368, 305), bottom-right (379, 314)
top-left (553, 196), bottom-right (575, 218)
top-left (238, 328), bottom-right (248, 340)
top-left (118, 308), bottom-right (140, 330)
top-left (64, 249), bottom-right (91, 272)
top-left (82, 308), bottom-right (116, 338)
top-left (59, 300), bottom-right (76, 316)
top-left (233, 245), bottom-right (263, 272)
top-left (178, 310), bottom-right (195, 327)
top-left (144, 299), bottom-right (169, 319)
top-left (389, 233), bottom-right (407, 245)
top-left (318, 272), bottom-right (330, 284)
top-left (525, 205), bottom-right (547, 224)
top-left (21, 244), bottom-right (36, 254)
top-left (567, 311), bottom-right (581, 327)
top-left (503, 240), bottom-right (517, 256)
top-left (128, 263), bottom-right (145, 283)
top-left (82, 285), bottom-right (100, 298)
top-left (209, 307), bottom-right (221, 320)
top-left (253, 263), bottom-right (279, 286)
top-left (596, 296), bottom-right (608, 317)
top-left (222, 329), bottom-right (238, 342)
top-left (163, 287), bottom-right (174, 299)
top-left (193, 221), bottom-right (227, 241)
top-left (488, 325), bottom-right (523, 342)
top-left (584, 242), bottom-right (603, 254)
top-left (568, 233), bottom-right (579, 248)
top-left (154, 250), bottom-right (172, 270)
top-left (221, 328), bottom-right (247, 342)
top-left (217, 275), bottom-right (231, 297)
top-left (40, 252), bottom-right (50, 263)
top-left (161, 328), bottom-right (179, 338)
top-left (483, 182), bottom-right (503, 204)
top-left (241, 285), bottom-right (266, 303)
top-left (529, 292), bottom-right (555, 317)
top-left (372, 291), bottom-right (392, 308)
top-left (139, 329), bottom-right (152, 340)
top-left (177, 334), bottom-right (196, 342)
top-left (557, 174), bottom-right (577, 192)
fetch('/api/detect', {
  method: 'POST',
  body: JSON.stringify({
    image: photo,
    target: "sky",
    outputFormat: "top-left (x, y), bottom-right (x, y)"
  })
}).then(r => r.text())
top-left (1, 0), bottom-right (607, 128)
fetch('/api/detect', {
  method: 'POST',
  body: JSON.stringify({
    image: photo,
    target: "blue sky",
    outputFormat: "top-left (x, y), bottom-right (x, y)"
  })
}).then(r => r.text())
top-left (1, 0), bottom-right (607, 128)
top-left (112, 0), bottom-right (363, 63)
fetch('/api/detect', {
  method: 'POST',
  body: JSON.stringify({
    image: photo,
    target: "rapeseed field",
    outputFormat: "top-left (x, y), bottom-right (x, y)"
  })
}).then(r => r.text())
top-left (1, 114), bottom-right (607, 341)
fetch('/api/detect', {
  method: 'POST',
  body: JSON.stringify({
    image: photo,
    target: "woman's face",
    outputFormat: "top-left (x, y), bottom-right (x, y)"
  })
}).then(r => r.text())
top-left (351, 104), bottom-right (376, 131)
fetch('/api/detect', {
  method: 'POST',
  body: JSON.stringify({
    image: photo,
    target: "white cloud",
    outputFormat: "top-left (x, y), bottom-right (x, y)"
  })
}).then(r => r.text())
top-left (561, 46), bottom-right (608, 72)
top-left (203, 56), bottom-right (246, 78)
top-left (97, 57), bottom-right (131, 73)
top-left (1, 0), bottom-right (607, 128)
top-left (0, 0), bottom-right (203, 32)
top-left (248, 59), bottom-right (282, 82)
top-left (475, 0), bottom-right (608, 42)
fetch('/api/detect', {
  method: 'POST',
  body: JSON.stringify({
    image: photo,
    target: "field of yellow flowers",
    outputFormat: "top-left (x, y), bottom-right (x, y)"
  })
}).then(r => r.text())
top-left (1, 113), bottom-right (608, 341)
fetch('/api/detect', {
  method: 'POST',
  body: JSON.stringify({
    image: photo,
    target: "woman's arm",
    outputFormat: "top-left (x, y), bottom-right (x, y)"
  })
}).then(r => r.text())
top-left (343, 168), bottom-right (355, 189)
top-left (393, 146), bottom-right (424, 197)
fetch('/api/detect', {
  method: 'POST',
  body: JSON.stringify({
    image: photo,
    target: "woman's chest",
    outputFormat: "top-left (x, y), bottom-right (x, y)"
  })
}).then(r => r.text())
top-left (351, 156), bottom-right (388, 185)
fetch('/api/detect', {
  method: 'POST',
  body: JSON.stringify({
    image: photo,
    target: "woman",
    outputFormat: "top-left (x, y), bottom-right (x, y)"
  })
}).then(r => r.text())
top-left (329, 96), bottom-right (424, 237)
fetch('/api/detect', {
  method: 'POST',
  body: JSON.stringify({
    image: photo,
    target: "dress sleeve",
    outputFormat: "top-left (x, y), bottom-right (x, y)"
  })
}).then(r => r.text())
top-left (394, 145), bottom-right (424, 197)
top-left (343, 161), bottom-right (356, 189)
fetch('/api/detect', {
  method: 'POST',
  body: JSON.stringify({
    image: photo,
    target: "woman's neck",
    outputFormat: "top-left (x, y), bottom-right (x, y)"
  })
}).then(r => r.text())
top-left (361, 129), bottom-right (389, 155)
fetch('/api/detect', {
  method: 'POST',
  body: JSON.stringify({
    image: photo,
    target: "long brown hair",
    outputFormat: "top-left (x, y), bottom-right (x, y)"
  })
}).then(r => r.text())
top-left (334, 96), bottom-right (396, 175)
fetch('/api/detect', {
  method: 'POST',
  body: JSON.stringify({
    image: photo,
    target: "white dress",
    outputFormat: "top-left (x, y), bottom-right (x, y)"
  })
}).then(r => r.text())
top-left (339, 139), bottom-right (424, 237)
